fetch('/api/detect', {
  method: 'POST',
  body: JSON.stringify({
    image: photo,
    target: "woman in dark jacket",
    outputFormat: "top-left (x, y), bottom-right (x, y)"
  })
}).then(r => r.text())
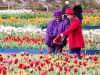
top-left (62, 1), bottom-right (70, 20)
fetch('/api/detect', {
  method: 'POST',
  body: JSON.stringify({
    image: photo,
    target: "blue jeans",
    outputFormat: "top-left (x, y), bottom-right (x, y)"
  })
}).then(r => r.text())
top-left (69, 48), bottom-right (81, 59)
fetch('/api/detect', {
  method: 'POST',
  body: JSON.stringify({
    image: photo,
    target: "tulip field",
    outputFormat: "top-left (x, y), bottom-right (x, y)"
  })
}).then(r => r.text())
top-left (0, 53), bottom-right (100, 75)
top-left (0, 9), bottom-right (100, 75)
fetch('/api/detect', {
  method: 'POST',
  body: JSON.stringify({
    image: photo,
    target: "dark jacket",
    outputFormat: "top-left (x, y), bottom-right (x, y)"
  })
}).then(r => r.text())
top-left (62, 5), bottom-right (70, 20)
top-left (62, 5), bottom-right (69, 15)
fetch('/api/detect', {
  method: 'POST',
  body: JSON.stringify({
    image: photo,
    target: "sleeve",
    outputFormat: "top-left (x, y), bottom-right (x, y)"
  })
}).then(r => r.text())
top-left (59, 20), bottom-right (69, 46)
top-left (45, 21), bottom-right (51, 46)
top-left (64, 20), bottom-right (69, 30)
top-left (63, 18), bottom-right (80, 37)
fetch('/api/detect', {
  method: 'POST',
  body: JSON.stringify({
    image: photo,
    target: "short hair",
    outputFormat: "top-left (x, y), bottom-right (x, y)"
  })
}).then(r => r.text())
top-left (65, 1), bottom-right (70, 5)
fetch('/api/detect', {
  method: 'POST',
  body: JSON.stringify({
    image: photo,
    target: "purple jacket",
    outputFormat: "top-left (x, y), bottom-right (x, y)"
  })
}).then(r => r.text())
top-left (45, 19), bottom-right (69, 47)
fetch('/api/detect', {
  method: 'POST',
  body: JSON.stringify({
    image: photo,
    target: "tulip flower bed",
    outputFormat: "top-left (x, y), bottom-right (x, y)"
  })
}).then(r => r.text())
top-left (0, 32), bottom-right (46, 49)
top-left (83, 13), bottom-right (100, 26)
top-left (0, 12), bottom-right (53, 19)
top-left (0, 29), bottom-right (100, 50)
top-left (83, 33), bottom-right (100, 50)
top-left (0, 17), bottom-right (52, 27)
top-left (0, 13), bottom-right (100, 28)
top-left (0, 53), bottom-right (100, 75)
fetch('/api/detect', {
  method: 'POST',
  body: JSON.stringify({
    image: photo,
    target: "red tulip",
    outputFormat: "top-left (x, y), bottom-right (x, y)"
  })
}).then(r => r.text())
top-left (2, 69), bottom-right (7, 75)
top-left (18, 63), bottom-right (23, 69)
top-left (59, 65), bottom-right (63, 71)
top-left (8, 60), bottom-right (12, 65)
top-left (49, 66), bottom-right (54, 71)
top-left (40, 63), bottom-right (45, 67)
top-left (83, 62), bottom-right (87, 66)
top-left (93, 56), bottom-right (98, 62)
top-left (44, 59), bottom-right (50, 64)
top-left (73, 67), bottom-right (78, 73)
top-left (56, 62), bottom-right (59, 67)
top-left (78, 61), bottom-right (82, 66)
top-left (64, 67), bottom-right (68, 72)
top-left (64, 56), bottom-right (69, 62)
top-left (23, 65), bottom-right (27, 70)
top-left (0, 57), bottom-right (3, 62)
top-left (37, 65), bottom-right (41, 71)
top-left (13, 53), bottom-right (16, 57)
top-left (30, 62), bottom-right (33, 67)
top-left (14, 59), bottom-right (18, 64)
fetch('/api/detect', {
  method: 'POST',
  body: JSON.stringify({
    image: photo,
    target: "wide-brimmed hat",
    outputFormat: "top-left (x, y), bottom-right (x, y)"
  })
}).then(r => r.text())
top-left (54, 10), bottom-right (62, 17)
top-left (65, 8), bottom-right (75, 15)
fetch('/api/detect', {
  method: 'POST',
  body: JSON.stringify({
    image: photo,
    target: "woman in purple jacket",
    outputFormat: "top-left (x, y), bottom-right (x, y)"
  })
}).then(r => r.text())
top-left (45, 10), bottom-right (69, 54)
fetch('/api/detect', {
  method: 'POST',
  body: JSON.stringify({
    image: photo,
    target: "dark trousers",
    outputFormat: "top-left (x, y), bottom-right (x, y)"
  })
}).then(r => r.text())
top-left (69, 47), bottom-right (81, 59)
top-left (47, 45), bottom-right (63, 54)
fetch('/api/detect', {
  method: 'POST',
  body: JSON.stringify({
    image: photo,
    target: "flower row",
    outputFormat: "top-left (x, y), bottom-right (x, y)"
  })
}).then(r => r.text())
top-left (0, 53), bottom-right (100, 75)
top-left (0, 31), bottom-right (100, 50)
top-left (83, 16), bottom-right (100, 26)
top-left (0, 14), bottom-right (100, 27)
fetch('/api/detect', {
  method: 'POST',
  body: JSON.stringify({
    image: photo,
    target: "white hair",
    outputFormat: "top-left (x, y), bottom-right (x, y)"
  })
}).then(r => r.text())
top-left (65, 1), bottom-right (70, 5)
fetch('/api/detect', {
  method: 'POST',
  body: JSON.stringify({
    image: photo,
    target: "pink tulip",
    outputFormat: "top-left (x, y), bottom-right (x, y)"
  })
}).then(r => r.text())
top-left (30, 62), bottom-right (33, 67)
top-left (81, 69), bottom-right (85, 74)
top-left (73, 67), bottom-right (78, 73)
top-left (73, 58), bottom-right (77, 64)
top-left (73, 54), bottom-right (78, 58)
top-left (8, 60), bottom-right (12, 65)
top-left (41, 70), bottom-right (46, 75)
top-left (21, 52), bottom-right (25, 56)
top-left (40, 49), bottom-right (43, 54)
